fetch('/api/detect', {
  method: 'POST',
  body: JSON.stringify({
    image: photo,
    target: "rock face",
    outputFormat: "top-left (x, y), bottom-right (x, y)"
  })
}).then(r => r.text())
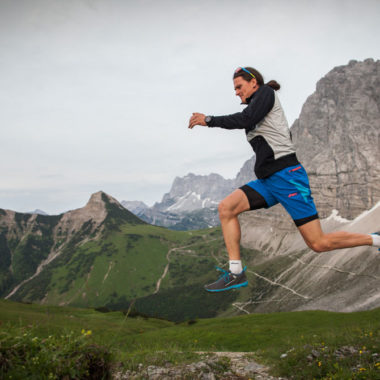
top-left (291, 58), bottom-right (380, 219)
top-left (155, 173), bottom-right (232, 213)
top-left (121, 200), bottom-right (149, 215)
top-left (238, 201), bottom-right (380, 314)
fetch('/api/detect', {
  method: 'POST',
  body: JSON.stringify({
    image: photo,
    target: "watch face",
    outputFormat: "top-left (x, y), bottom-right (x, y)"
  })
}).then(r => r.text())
top-left (205, 116), bottom-right (211, 123)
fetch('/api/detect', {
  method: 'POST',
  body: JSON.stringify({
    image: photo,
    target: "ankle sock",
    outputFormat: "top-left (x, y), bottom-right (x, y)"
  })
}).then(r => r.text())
top-left (371, 233), bottom-right (380, 247)
top-left (229, 260), bottom-right (243, 274)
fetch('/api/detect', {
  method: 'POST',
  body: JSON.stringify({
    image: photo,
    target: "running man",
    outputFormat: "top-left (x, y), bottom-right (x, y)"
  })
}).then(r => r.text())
top-left (188, 66), bottom-right (380, 292)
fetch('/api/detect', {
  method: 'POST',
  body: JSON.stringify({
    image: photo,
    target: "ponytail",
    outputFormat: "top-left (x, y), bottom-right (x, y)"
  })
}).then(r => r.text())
top-left (265, 80), bottom-right (281, 91)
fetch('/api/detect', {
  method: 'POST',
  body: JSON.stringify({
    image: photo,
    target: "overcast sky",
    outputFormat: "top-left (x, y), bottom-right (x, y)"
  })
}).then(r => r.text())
top-left (1, 0), bottom-right (379, 214)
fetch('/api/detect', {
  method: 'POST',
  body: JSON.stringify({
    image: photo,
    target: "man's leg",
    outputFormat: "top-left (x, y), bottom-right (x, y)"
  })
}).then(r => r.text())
top-left (218, 189), bottom-right (251, 261)
top-left (203, 189), bottom-right (251, 292)
top-left (298, 219), bottom-right (373, 253)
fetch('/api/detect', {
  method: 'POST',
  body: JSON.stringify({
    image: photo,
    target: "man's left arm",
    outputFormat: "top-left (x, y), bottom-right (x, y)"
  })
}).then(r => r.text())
top-left (207, 86), bottom-right (275, 130)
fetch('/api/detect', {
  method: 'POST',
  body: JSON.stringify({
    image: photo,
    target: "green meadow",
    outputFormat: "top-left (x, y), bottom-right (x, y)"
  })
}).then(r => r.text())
top-left (1, 299), bottom-right (380, 379)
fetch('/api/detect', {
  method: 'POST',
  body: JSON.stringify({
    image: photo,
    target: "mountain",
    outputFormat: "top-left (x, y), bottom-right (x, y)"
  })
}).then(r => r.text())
top-left (1, 190), bottom-right (379, 321)
top-left (120, 200), bottom-right (149, 215)
top-left (292, 58), bottom-right (380, 219)
top-left (155, 173), bottom-right (230, 212)
top-left (122, 157), bottom-right (256, 230)
top-left (28, 209), bottom-right (49, 215)
top-left (0, 191), bottom-right (237, 320)
top-left (0, 191), bottom-right (144, 300)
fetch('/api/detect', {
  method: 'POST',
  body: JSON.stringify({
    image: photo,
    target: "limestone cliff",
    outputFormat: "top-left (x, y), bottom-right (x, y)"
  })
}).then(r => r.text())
top-left (291, 58), bottom-right (380, 219)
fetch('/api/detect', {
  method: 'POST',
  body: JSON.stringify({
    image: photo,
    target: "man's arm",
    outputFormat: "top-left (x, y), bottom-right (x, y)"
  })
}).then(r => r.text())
top-left (208, 85), bottom-right (275, 130)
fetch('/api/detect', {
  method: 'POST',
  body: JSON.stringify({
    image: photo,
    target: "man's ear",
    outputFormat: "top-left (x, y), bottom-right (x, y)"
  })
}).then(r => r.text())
top-left (251, 78), bottom-right (258, 89)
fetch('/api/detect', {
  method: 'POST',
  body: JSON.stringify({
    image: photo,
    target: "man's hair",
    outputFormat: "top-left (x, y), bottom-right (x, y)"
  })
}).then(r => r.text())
top-left (233, 67), bottom-right (280, 91)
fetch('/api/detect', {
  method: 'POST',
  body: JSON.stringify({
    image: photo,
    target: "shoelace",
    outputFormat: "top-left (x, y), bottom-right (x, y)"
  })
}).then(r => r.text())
top-left (214, 266), bottom-right (247, 283)
top-left (215, 266), bottom-right (232, 283)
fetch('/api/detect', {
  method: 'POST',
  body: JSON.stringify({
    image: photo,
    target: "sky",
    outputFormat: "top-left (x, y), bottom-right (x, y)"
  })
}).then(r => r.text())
top-left (1, 0), bottom-right (379, 214)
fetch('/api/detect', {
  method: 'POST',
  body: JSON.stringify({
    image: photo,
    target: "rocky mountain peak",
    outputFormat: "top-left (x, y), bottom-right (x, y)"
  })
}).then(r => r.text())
top-left (121, 200), bottom-right (149, 215)
top-left (86, 191), bottom-right (122, 211)
top-left (151, 157), bottom-right (256, 216)
top-left (57, 190), bottom-right (136, 236)
top-left (59, 191), bottom-right (108, 234)
top-left (153, 173), bottom-right (234, 213)
top-left (119, 156), bottom-right (257, 229)
top-left (291, 58), bottom-right (380, 219)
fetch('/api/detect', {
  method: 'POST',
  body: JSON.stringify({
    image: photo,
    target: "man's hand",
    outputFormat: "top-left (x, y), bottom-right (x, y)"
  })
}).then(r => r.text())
top-left (188, 113), bottom-right (206, 129)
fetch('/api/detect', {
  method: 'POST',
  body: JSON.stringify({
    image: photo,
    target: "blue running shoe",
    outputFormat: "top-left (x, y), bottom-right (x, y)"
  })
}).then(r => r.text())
top-left (204, 266), bottom-right (248, 292)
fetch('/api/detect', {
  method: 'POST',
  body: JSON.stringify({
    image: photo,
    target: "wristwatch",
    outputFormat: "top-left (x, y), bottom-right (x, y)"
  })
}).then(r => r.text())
top-left (205, 115), bottom-right (212, 125)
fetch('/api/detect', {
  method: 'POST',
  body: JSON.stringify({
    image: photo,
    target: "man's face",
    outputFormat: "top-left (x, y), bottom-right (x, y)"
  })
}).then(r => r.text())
top-left (233, 76), bottom-right (258, 104)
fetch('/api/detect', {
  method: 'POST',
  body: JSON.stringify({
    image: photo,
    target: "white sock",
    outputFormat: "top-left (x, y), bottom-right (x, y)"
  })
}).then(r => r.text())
top-left (371, 233), bottom-right (380, 247)
top-left (229, 260), bottom-right (243, 274)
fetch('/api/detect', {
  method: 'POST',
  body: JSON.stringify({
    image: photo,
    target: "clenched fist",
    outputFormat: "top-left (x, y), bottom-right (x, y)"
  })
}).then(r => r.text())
top-left (188, 113), bottom-right (206, 129)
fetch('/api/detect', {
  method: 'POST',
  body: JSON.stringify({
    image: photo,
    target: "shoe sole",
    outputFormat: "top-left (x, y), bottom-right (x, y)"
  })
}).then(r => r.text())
top-left (205, 281), bottom-right (248, 292)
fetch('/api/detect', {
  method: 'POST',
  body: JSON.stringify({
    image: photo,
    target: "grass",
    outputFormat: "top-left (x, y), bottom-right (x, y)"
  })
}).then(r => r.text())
top-left (1, 299), bottom-right (380, 378)
top-left (1, 327), bottom-right (110, 379)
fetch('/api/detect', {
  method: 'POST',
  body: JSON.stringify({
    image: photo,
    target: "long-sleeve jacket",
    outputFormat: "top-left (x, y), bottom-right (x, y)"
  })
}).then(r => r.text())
top-left (207, 85), bottom-right (299, 178)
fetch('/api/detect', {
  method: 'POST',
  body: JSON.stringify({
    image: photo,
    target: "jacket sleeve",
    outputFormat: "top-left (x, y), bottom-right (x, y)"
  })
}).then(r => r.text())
top-left (208, 85), bottom-right (275, 130)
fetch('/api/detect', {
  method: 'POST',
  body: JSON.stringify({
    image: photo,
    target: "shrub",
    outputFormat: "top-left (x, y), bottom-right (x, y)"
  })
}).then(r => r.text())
top-left (0, 327), bottom-right (111, 379)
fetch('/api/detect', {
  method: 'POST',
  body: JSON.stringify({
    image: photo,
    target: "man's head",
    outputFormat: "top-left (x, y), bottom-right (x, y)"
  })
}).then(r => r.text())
top-left (233, 67), bottom-right (264, 104)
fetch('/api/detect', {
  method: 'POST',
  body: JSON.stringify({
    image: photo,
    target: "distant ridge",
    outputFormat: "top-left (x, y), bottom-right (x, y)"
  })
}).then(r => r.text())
top-left (121, 157), bottom-right (256, 230)
top-left (28, 209), bottom-right (49, 216)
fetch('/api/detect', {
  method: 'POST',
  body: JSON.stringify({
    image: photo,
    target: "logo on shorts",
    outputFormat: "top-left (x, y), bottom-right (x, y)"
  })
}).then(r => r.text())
top-left (288, 192), bottom-right (298, 198)
top-left (289, 180), bottom-right (311, 203)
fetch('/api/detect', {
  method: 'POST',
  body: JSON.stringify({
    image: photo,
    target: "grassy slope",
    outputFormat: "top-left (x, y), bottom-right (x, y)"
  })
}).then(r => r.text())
top-left (14, 223), bottom-right (193, 306)
top-left (1, 299), bottom-right (380, 378)
top-left (8, 221), bottom-right (239, 320)
top-left (131, 227), bottom-right (241, 321)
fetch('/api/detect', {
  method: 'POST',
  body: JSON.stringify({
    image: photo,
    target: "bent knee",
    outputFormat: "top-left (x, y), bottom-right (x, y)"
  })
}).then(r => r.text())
top-left (218, 200), bottom-right (235, 219)
top-left (308, 239), bottom-right (332, 253)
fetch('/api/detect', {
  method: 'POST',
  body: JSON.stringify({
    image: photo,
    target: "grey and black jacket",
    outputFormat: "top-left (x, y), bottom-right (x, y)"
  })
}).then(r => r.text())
top-left (207, 85), bottom-right (299, 179)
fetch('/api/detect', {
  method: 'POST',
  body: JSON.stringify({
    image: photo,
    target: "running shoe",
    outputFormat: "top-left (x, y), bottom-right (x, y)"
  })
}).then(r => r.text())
top-left (204, 266), bottom-right (248, 292)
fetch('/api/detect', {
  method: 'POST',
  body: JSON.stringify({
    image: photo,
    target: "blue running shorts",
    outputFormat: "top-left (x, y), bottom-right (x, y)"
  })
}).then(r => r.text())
top-left (240, 164), bottom-right (319, 227)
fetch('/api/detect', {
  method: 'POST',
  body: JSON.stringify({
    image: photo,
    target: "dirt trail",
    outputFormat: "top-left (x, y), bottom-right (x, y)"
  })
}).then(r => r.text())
top-left (154, 247), bottom-right (176, 294)
top-left (154, 238), bottom-right (220, 294)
